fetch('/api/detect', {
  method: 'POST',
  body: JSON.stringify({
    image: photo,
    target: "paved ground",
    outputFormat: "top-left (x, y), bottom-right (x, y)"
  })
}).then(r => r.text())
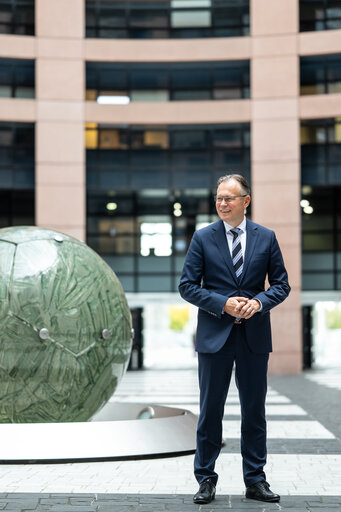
top-left (0, 367), bottom-right (340, 511)
top-left (0, 493), bottom-right (340, 511)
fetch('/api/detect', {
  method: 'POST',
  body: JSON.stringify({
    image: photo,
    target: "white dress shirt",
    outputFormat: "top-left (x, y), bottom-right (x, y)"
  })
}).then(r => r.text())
top-left (223, 217), bottom-right (247, 259)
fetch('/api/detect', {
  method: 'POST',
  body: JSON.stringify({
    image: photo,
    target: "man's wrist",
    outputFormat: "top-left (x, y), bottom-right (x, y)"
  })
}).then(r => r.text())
top-left (253, 298), bottom-right (262, 312)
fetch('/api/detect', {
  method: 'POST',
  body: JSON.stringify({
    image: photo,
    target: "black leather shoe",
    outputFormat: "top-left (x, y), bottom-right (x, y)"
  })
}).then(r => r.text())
top-left (193, 478), bottom-right (216, 504)
top-left (245, 481), bottom-right (280, 502)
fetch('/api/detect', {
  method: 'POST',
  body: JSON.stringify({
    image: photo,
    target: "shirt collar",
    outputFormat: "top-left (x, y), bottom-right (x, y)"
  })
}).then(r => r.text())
top-left (223, 217), bottom-right (246, 234)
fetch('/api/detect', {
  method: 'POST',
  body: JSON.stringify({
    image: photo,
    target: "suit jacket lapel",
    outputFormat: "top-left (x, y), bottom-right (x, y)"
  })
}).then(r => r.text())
top-left (212, 220), bottom-right (238, 284)
top-left (240, 219), bottom-right (259, 283)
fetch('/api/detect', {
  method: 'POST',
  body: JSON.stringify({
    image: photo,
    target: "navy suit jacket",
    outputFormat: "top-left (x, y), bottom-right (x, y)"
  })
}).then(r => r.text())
top-left (178, 219), bottom-right (290, 354)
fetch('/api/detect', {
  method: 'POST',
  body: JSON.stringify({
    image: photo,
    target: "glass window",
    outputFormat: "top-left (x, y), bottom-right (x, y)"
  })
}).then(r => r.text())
top-left (300, 54), bottom-right (341, 96)
top-left (0, 122), bottom-right (35, 191)
top-left (140, 221), bottom-right (172, 256)
top-left (131, 90), bottom-right (169, 102)
top-left (300, 0), bottom-right (341, 32)
top-left (171, 129), bottom-right (207, 149)
top-left (0, 127), bottom-right (13, 146)
top-left (131, 68), bottom-right (168, 89)
top-left (0, 0), bottom-right (34, 35)
top-left (86, 123), bottom-right (250, 292)
top-left (100, 8), bottom-right (125, 27)
top-left (0, 189), bottom-right (34, 226)
top-left (130, 150), bottom-right (168, 169)
top-left (301, 186), bottom-right (341, 290)
top-left (99, 169), bottom-right (129, 189)
top-left (171, 68), bottom-right (211, 89)
top-left (301, 119), bottom-right (341, 185)
top-left (131, 129), bottom-right (169, 149)
top-left (172, 168), bottom-right (210, 188)
top-left (129, 9), bottom-right (168, 28)
top-left (98, 68), bottom-right (127, 90)
top-left (172, 150), bottom-right (210, 170)
top-left (131, 168), bottom-right (169, 188)
top-left (0, 58), bottom-right (35, 98)
top-left (86, 60), bottom-right (249, 102)
top-left (85, 0), bottom-right (249, 39)
top-left (171, 10), bottom-right (211, 28)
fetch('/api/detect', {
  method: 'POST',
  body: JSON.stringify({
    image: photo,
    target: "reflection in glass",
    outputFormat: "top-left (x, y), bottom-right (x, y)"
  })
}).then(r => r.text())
top-left (300, 0), bottom-right (341, 32)
top-left (140, 222), bottom-right (172, 257)
top-left (86, 0), bottom-right (249, 39)
top-left (86, 61), bottom-right (250, 102)
top-left (0, 58), bottom-right (35, 98)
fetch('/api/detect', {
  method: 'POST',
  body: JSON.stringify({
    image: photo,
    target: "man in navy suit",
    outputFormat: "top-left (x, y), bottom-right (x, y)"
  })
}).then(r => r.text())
top-left (179, 174), bottom-right (290, 504)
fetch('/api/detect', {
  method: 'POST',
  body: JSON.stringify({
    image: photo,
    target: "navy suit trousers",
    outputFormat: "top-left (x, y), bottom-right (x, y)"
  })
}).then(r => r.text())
top-left (195, 324), bottom-right (269, 488)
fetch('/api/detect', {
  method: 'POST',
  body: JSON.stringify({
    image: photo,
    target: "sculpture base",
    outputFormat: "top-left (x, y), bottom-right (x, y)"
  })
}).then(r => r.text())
top-left (0, 403), bottom-right (197, 463)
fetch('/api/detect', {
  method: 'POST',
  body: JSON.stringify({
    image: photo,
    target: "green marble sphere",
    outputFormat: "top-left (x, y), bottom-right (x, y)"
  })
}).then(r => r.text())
top-left (0, 227), bottom-right (132, 423)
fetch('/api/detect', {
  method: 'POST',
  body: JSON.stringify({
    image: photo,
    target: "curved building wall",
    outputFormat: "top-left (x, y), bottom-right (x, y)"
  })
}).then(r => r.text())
top-left (1, 0), bottom-right (341, 373)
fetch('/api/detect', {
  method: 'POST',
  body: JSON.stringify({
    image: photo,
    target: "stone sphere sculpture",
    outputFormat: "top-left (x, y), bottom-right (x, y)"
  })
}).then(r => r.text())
top-left (0, 226), bottom-right (132, 423)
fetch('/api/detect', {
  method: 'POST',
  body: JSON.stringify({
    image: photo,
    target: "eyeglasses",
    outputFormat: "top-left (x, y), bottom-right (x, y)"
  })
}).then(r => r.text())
top-left (214, 194), bottom-right (247, 203)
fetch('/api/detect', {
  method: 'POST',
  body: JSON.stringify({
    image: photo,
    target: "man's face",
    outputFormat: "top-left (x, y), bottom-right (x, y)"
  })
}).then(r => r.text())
top-left (215, 179), bottom-right (251, 227)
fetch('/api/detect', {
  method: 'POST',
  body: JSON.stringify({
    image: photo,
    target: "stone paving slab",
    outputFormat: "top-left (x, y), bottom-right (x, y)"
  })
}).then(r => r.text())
top-left (0, 494), bottom-right (340, 511)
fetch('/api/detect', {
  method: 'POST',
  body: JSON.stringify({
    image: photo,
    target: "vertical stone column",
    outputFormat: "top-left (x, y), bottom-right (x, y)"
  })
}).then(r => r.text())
top-left (250, 0), bottom-right (302, 373)
top-left (35, 0), bottom-right (85, 240)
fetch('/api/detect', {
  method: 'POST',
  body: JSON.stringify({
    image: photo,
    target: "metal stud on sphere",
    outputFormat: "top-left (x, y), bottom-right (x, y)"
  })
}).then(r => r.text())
top-left (0, 226), bottom-right (132, 423)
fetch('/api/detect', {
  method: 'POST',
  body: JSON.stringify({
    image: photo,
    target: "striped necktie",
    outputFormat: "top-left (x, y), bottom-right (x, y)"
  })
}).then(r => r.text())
top-left (231, 228), bottom-right (243, 279)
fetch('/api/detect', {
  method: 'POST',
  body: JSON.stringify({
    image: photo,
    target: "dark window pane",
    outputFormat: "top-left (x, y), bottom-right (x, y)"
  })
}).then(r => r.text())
top-left (129, 9), bottom-right (168, 28)
top-left (0, 128), bottom-right (13, 146)
top-left (172, 150), bottom-right (210, 170)
top-left (327, 59), bottom-right (341, 81)
top-left (301, 164), bottom-right (327, 185)
top-left (14, 147), bottom-right (34, 165)
top-left (98, 68), bottom-right (127, 90)
top-left (329, 165), bottom-right (341, 184)
top-left (0, 147), bottom-right (12, 164)
top-left (130, 150), bottom-right (168, 169)
top-left (86, 0), bottom-right (249, 39)
top-left (131, 168), bottom-right (169, 188)
top-left (301, 145), bottom-right (326, 164)
top-left (171, 130), bottom-right (207, 149)
top-left (0, 169), bottom-right (13, 187)
top-left (328, 144), bottom-right (341, 161)
top-left (131, 68), bottom-right (168, 89)
top-left (301, 60), bottom-right (325, 85)
top-left (86, 61), bottom-right (250, 102)
top-left (99, 169), bottom-right (129, 189)
top-left (172, 68), bottom-right (211, 89)
top-left (0, 62), bottom-right (11, 85)
top-left (98, 150), bottom-right (128, 168)
top-left (303, 233), bottom-right (333, 251)
top-left (15, 168), bottom-right (34, 187)
top-left (172, 168), bottom-right (210, 188)
top-left (98, 8), bottom-right (125, 27)
top-left (212, 127), bottom-right (244, 148)
top-left (300, 0), bottom-right (341, 32)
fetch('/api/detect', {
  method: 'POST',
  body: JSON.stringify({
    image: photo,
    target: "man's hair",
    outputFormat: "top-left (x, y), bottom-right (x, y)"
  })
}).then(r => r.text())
top-left (217, 174), bottom-right (251, 196)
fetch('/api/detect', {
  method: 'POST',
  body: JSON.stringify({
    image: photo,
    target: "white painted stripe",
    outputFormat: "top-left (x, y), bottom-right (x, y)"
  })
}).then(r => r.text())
top-left (305, 371), bottom-right (341, 391)
top-left (161, 404), bottom-right (307, 416)
top-left (223, 420), bottom-right (335, 439)
top-left (110, 395), bottom-right (291, 405)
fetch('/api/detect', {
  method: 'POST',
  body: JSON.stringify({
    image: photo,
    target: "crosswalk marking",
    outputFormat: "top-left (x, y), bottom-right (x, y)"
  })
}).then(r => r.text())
top-left (112, 394), bottom-right (292, 404)
top-left (160, 404), bottom-right (307, 416)
top-left (305, 370), bottom-right (341, 391)
top-left (113, 370), bottom-right (333, 442)
top-left (223, 420), bottom-right (335, 439)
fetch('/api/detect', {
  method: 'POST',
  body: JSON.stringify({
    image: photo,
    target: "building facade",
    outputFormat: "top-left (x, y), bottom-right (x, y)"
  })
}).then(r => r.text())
top-left (1, 0), bottom-right (341, 373)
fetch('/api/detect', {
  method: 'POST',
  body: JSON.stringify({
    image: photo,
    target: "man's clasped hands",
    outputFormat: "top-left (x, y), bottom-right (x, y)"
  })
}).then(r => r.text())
top-left (224, 296), bottom-right (261, 320)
